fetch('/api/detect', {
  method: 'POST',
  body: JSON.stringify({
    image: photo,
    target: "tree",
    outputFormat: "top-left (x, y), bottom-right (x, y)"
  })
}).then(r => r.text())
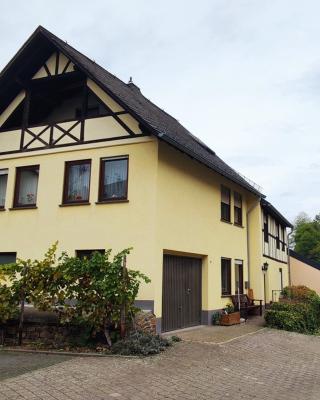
top-left (293, 212), bottom-right (320, 262)
top-left (0, 244), bottom-right (150, 346)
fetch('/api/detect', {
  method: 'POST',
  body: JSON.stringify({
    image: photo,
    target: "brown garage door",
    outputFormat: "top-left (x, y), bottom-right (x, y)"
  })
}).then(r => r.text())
top-left (162, 255), bottom-right (202, 332)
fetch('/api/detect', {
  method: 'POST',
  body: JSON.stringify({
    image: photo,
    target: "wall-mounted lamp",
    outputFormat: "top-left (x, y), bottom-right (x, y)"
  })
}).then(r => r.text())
top-left (262, 262), bottom-right (269, 272)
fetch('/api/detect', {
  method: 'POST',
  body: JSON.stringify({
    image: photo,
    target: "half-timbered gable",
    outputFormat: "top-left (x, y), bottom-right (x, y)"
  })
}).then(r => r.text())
top-left (0, 49), bottom-right (146, 155)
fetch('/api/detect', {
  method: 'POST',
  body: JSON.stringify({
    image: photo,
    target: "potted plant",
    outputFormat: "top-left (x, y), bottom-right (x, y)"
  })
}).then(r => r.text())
top-left (220, 303), bottom-right (240, 326)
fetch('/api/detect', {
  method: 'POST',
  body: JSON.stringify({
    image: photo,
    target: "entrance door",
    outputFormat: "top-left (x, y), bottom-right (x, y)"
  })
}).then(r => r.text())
top-left (162, 255), bottom-right (202, 332)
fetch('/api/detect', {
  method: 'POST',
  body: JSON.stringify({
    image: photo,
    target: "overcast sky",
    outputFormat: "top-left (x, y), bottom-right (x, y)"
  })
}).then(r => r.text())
top-left (0, 0), bottom-right (319, 222)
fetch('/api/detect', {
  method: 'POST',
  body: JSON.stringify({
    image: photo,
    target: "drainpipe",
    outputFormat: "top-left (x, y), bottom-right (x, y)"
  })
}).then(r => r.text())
top-left (287, 228), bottom-right (293, 287)
top-left (246, 200), bottom-right (259, 289)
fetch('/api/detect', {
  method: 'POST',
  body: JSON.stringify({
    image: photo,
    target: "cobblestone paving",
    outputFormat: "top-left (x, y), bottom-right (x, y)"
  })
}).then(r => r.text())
top-left (0, 352), bottom-right (72, 382)
top-left (1, 328), bottom-right (320, 400)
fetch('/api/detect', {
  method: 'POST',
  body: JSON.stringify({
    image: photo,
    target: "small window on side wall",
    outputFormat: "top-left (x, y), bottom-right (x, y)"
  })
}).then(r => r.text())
top-left (0, 252), bottom-right (16, 264)
top-left (221, 258), bottom-right (231, 296)
top-left (99, 156), bottom-right (128, 202)
top-left (0, 169), bottom-right (8, 209)
top-left (13, 165), bottom-right (39, 208)
top-left (221, 186), bottom-right (231, 222)
top-left (63, 160), bottom-right (91, 204)
top-left (234, 192), bottom-right (242, 226)
top-left (76, 249), bottom-right (105, 259)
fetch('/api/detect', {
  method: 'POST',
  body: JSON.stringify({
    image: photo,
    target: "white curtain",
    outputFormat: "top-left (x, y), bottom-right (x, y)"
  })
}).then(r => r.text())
top-left (103, 159), bottom-right (127, 199)
top-left (18, 169), bottom-right (39, 205)
top-left (0, 170), bottom-right (8, 207)
top-left (67, 163), bottom-right (90, 201)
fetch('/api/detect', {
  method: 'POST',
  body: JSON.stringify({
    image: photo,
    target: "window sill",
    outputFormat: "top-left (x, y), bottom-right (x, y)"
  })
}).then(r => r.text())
top-left (95, 200), bottom-right (129, 205)
top-left (59, 202), bottom-right (91, 207)
top-left (234, 223), bottom-right (244, 228)
top-left (0, 208), bottom-right (5, 212)
top-left (220, 219), bottom-right (232, 224)
top-left (9, 206), bottom-right (38, 211)
top-left (221, 294), bottom-right (231, 298)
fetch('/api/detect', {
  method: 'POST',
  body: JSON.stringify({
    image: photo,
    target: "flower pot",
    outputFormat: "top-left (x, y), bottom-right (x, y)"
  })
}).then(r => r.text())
top-left (220, 311), bottom-right (240, 326)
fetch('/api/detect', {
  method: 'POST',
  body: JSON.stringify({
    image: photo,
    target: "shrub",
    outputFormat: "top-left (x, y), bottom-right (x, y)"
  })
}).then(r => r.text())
top-left (111, 331), bottom-right (172, 356)
top-left (265, 286), bottom-right (320, 334)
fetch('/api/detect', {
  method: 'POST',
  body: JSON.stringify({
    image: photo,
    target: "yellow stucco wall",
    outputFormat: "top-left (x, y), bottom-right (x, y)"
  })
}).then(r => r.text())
top-left (0, 137), bottom-right (159, 302)
top-left (154, 142), bottom-right (257, 317)
top-left (290, 257), bottom-right (320, 294)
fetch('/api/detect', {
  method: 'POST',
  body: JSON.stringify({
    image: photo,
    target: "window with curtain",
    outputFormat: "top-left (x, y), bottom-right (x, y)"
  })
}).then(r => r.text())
top-left (221, 258), bottom-right (231, 296)
top-left (99, 157), bottom-right (128, 201)
top-left (234, 192), bottom-right (242, 226)
top-left (235, 260), bottom-right (244, 294)
top-left (0, 169), bottom-right (8, 209)
top-left (14, 165), bottom-right (39, 207)
top-left (63, 160), bottom-right (91, 204)
top-left (221, 185), bottom-right (231, 222)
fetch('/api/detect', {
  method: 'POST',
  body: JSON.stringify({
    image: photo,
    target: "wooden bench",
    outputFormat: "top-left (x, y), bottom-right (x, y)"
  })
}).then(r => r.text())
top-left (231, 294), bottom-right (263, 319)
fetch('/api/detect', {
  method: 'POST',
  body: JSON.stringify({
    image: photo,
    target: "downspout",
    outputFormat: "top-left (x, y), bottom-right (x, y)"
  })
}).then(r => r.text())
top-left (287, 228), bottom-right (293, 287)
top-left (246, 200), bottom-right (259, 289)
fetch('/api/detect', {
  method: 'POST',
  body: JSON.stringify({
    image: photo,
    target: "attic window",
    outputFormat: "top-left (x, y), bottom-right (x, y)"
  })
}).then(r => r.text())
top-left (28, 78), bottom-right (84, 126)
top-left (26, 74), bottom-right (110, 127)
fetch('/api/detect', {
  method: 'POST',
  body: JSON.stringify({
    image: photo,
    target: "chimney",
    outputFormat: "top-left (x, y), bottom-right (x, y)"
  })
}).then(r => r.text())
top-left (127, 76), bottom-right (141, 93)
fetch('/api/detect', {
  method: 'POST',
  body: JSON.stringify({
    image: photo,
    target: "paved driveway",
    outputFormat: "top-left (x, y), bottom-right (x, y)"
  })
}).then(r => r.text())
top-left (1, 327), bottom-right (320, 400)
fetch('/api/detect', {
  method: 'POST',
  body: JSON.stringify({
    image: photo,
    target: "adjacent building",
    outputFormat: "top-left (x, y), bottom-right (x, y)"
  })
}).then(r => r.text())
top-left (0, 26), bottom-right (292, 331)
top-left (290, 250), bottom-right (320, 295)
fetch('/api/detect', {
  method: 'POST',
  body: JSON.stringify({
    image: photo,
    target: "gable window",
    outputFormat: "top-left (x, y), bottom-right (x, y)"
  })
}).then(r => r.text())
top-left (99, 156), bottom-right (128, 202)
top-left (63, 160), bottom-right (91, 204)
top-left (221, 186), bottom-right (231, 222)
top-left (0, 169), bottom-right (8, 209)
top-left (235, 260), bottom-right (244, 295)
top-left (221, 258), bottom-right (231, 296)
top-left (13, 165), bottom-right (39, 208)
top-left (234, 192), bottom-right (242, 226)
top-left (263, 212), bottom-right (269, 243)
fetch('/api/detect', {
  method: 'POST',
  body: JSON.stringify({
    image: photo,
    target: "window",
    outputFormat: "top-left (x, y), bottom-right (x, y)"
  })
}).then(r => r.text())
top-left (0, 252), bottom-right (16, 264)
top-left (234, 192), bottom-right (242, 226)
top-left (0, 169), bottom-right (8, 209)
top-left (13, 165), bottom-right (39, 208)
top-left (221, 258), bottom-right (231, 296)
top-left (235, 260), bottom-right (244, 294)
top-left (76, 249), bottom-right (105, 259)
top-left (282, 227), bottom-right (286, 251)
top-left (221, 186), bottom-right (231, 222)
top-left (276, 222), bottom-right (280, 249)
top-left (63, 160), bottom-right (91, 204)
top-left (263, 212), bottom-right (269, 243)
top-left (279, 268), bottom-right (283, 291)
top-left (99, 157), bottom-right (128, 202)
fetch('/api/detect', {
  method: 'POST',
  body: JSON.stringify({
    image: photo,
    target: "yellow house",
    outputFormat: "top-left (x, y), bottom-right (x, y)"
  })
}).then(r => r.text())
top-left (290, 250), bottom-right (320, 294)
top-left (0, 26), bottom-right (292, 332)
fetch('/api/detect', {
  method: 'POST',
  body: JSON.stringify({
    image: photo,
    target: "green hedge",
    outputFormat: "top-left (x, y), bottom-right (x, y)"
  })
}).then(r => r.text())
top-left (265, 286), bottom-right (320, 334)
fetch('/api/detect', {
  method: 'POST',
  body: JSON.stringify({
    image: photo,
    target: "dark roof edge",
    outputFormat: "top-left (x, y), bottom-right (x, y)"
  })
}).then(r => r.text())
top-left (289, 250), bottom-right (320, 271)
top-left (261, 199), bottom-right (293, 228)
top-left (159, 133), bottom-right (263, 197)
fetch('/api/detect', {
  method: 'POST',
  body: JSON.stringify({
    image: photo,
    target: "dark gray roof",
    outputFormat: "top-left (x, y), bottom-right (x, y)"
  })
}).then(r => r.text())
top-left (261, 199), bottom-right (293, 228)
top-left (1, 26), bottom-right (263, 196)
top-left (290, 250), bottom-right (320, 271)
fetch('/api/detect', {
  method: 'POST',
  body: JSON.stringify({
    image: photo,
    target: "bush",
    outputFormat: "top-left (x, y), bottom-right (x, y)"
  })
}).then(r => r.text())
top-left (265, 286), bottom-right (320, 334)
top-left (282, 286), bottom-right (319, 303)
top-left (111, 331), bottom-right (173, 356)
